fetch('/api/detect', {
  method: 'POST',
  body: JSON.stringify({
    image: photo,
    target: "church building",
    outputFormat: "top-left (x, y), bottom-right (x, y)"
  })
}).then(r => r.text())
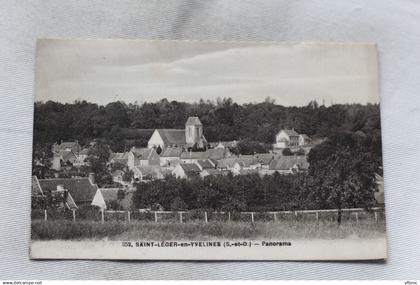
top-left (147, 117), bottom-right (207, 150)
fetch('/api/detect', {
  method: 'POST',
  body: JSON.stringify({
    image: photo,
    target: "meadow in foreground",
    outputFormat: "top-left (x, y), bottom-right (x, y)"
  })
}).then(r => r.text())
top-left (31, 218), bottom-right (386, 241)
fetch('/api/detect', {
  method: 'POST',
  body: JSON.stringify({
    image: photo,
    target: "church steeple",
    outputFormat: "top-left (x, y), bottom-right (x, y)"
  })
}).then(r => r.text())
top-left (185, 116), bottom-right (203, 145)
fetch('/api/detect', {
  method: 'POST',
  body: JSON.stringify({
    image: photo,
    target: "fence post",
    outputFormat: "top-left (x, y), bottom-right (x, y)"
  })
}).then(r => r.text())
top-left (127, 211), bottom-right (131, 223)
top-left (204, 211), bottom-right (208, 223)
top-left (179, 212), bottom-right (183, 223)
top-left (154, 212), bottom-right (158, 223)
top-left (251, 212), bottom-right (254, 223)
top-left (72, 209), bottom-right (76, 222)
top-left (228, 211), bottom-right (231, 222)
top-left (44, 209), bottom-right (47, 222)
top-left (101, 210), bottom-right (105, 224)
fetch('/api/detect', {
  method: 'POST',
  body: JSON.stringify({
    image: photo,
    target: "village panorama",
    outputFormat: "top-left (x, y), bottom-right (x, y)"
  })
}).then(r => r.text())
top-left (31, 97), bottom-right (385, 243)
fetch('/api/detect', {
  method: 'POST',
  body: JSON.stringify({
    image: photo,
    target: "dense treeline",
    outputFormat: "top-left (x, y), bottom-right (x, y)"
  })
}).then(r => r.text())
top-left (33, 98), bottom-right (381, 152)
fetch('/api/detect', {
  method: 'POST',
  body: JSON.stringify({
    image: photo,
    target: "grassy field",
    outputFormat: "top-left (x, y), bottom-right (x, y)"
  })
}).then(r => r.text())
top-left (31, 218), bottom-right (386, 241)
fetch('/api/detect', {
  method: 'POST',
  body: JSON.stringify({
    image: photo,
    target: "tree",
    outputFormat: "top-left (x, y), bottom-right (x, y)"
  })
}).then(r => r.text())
top-left (86, 141), bottom-right (112, 187)
top-left (304, 132), bottom-right (378, 225)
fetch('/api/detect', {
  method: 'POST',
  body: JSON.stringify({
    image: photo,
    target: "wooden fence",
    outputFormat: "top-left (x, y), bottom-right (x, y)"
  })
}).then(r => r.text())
top-left (37, 207), bottom-right (385, 223)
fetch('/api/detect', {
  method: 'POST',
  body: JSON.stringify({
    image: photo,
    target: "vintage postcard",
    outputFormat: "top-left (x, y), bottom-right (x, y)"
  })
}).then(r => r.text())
top-left (30, 39), bottom-right (386, 260)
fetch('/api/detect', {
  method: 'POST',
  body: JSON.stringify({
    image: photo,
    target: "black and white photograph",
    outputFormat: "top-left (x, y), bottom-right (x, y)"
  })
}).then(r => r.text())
top-left (30, 39), bottom-right (385, 260)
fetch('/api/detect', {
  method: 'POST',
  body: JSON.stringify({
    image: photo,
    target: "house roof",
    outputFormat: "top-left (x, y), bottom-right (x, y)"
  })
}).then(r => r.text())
top-left (156, 129), bottom-right (186, 145)
top-left (179, 163), bottom-right (201, 177)
top-left (53, 141), bottom-right (81, 152)
top-left (180, 148), bottom-right (229, 160)
top-left (185, 116), bottom-right (202, 126)
top-left (255, 153), bottom-right (277, 165)
top-left (207, 148), bottom-right (229, 160)
top-left (299, 134), bottom-right (310, 139)
top-left (97, 188), bottom-right (133, 210)
top-left (160, 147), bottom-right (183, 157)
top-left (180, 151), bottom-right (209, 160)
top-left (79, 148), bottom-right (90, 155)
top-left (196, 160), bottom-right (215, 170)
top-left (280, 129), bottom-right (299, 136)
top-left (131, 148), bottom-right (155, 160)
top-left (202, 169), bottom-right (230, 176)
top-left (32, 176), bottom-right (43, 196)
top-left (269, 156), bottom-right (309, 171)
top-left (38, 178), bottom-right (98, 203)
top-left (111, 170), bottom-right (124, 178)
top-left (217, 158), bottom-right (238, 168)
top-left (235, 155), bottom-right (259, 167)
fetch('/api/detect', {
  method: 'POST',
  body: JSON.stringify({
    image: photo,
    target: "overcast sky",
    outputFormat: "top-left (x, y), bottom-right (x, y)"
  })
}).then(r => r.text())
top-left (36, 39), bottom-right (379, 106)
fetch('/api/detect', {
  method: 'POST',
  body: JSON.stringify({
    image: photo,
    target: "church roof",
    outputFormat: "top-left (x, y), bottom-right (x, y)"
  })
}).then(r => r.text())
top-left (156, 129), bottom-right (186, 145)
top-left (185, 117), bottom-right (202, 126)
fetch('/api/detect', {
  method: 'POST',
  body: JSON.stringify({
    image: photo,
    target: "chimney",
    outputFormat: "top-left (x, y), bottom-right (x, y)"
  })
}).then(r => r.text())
top-left (57, 184), bottom-right (64, 191)
top-left (88, 173), bottom-right (95, 185)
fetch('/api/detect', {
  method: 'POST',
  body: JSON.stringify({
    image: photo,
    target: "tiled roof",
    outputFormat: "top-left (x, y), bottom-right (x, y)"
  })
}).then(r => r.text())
top-left (217, 158), bottom-right (238, 168)
top-left (299, 134), bottom-right (310, 139)
top-left (79, 148), bottom-right (90, 155)
top-left (38, 178), bottom-right (98, 203)
top-left (235, 155), bottom-right (259, 167)
top-left (156, 129), bottom-right (186, 145)
top-left (281, 129), bottom-right (299, 136)
top-left (180, 163), bottom-right (201, 177)
top-left (202, 169), bottom-right (230, 176)
top-left (180, 148), bottom-right (230, 160)
top-left (180, 151), bottom-right (209, 160)
top-left (196, 160), bottom-right (215, 169)
top-left (131, 148), bottom-right (154, 160)
top-left (255, 153), bottom-right (277, 165)
top-left (207, 148), bottom-right (229, 160)
top-left (269, 156), bottom-right (309, 170)
top-left (160, 147), bottom-right (183, 157)
top-left (98, 188), bottom-right (133, 210)
top-left (185, 117), bottom-right (202, 126)
top-left (53, 141), bottom-right (81, 152)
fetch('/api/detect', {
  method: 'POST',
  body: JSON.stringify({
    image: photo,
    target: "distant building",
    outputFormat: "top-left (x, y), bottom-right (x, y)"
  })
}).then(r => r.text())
top-left (180, 148), bottom-right (230, 163)
top-left (269, 156), bottom-right (309, 174)
top-left (298, 134), bottom-right (311, 146)
top-left (109, 152), bottom-right (129, 167)
top-left (147, 117), bottom-right (207, 149)
top-left (200, 169), bottom-right (230, 178)
top-left (159, 147), bottom-right (183, 167)
top-left (91, 188), bottom-right (133, 210)
top-left (33, 174), bottom-right (98, 207)
top-left (172, 163), bottom-right (201, 179)
top-left (52, 141), bottom-right (81, 153)
top-left (133, 166), bottom-right (169, 181)
top-left (127, 147), bottom-right (160, 170)
top-left (274, 129), bottom-right (300, 148)
top-left (51, 141), bottom-right (86, 170)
